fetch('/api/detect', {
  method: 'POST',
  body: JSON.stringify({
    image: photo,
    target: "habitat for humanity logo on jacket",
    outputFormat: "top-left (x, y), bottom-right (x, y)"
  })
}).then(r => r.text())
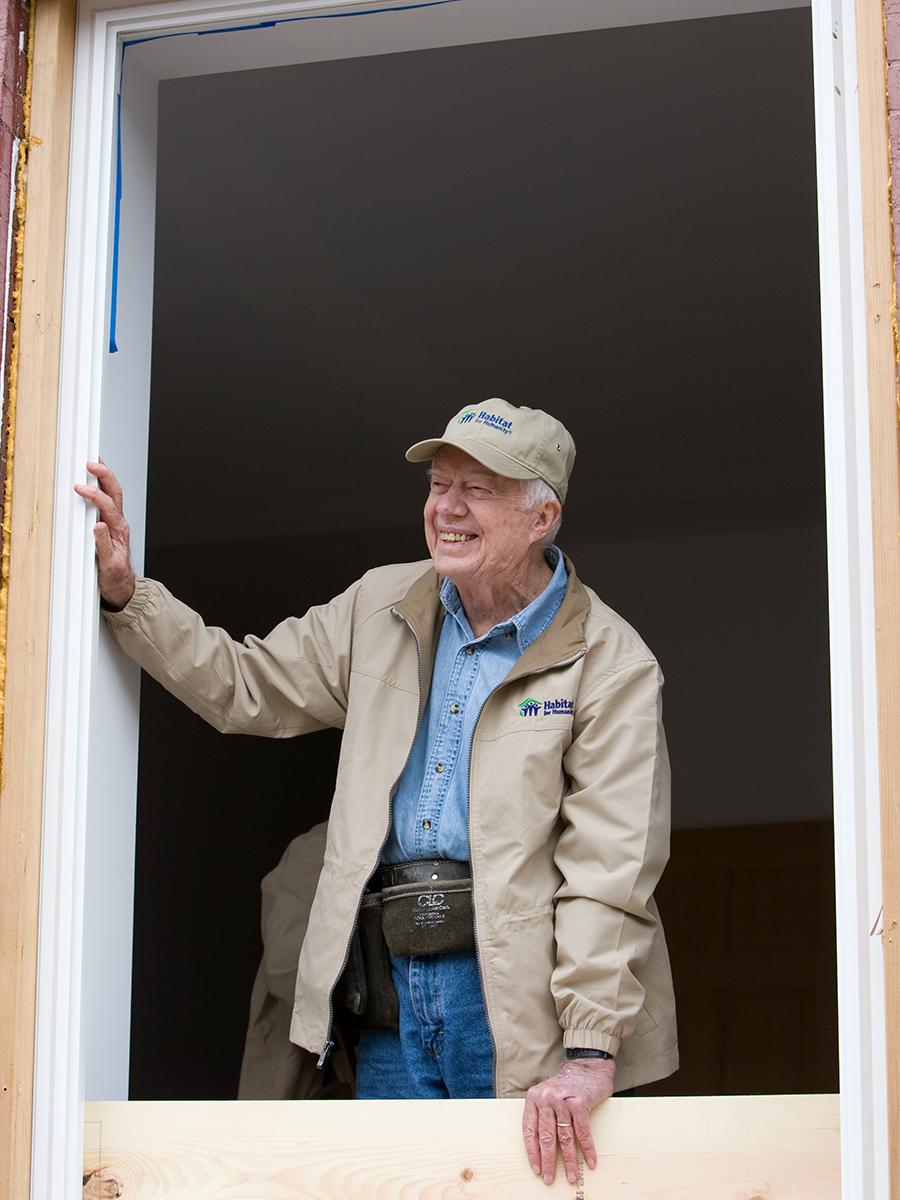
top-left (518, 697), bottom-right (575, 717)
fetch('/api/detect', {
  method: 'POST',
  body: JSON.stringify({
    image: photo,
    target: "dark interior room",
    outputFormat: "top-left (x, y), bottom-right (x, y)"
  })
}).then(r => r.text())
top-left (129, 6), bottom-right (835, 1100)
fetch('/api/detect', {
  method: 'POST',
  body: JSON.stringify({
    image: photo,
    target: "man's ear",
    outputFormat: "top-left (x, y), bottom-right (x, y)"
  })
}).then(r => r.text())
top-left (531, 497), bottom-right (562, 541)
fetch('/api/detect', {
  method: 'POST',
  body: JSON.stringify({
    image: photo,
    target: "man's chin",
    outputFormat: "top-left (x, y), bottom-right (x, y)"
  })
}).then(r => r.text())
top-left (432, 538), bottom-right (474, 559)
top-left (431, 549), bottom-right (477, 583)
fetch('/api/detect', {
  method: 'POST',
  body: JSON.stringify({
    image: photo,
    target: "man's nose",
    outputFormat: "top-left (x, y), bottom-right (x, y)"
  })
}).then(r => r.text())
top-left (436, 485), bottom-right (467, 514)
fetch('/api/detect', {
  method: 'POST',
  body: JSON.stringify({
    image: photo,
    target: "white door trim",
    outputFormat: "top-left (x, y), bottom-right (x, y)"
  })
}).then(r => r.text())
top-left (811, 0), bottom-right (890, 1194)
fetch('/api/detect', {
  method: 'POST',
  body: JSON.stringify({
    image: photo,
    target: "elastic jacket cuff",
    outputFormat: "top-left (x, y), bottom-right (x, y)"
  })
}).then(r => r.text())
top-left (562, 1029), bottom-right (621, 1057)
top-left (101, 576), bottom-right (154, 625)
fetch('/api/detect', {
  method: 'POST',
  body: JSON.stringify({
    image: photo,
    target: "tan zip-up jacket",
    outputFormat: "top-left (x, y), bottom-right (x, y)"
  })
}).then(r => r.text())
top-left (105, 556), bottom-right (678, 1096)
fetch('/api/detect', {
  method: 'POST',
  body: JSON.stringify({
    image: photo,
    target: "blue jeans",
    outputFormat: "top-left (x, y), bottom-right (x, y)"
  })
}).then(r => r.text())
top-left (356, 950), bottom-right (494, 1098)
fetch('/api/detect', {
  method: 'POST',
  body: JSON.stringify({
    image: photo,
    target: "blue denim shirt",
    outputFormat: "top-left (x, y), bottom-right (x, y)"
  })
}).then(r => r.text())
top-left (381, 546), bottom-right (569, 865)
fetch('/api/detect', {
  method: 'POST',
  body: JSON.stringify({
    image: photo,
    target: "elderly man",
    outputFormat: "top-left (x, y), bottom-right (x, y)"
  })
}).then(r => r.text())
top-left (76, 398), bottom-right (677, 1185)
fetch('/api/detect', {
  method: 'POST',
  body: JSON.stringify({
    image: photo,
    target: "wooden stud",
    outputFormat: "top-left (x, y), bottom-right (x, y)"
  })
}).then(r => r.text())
top-left (82, 1095), bottom-right (841, 1199)
top-left (855, 0), bottom-right (900, 1192)
top-left (0, 0), bottom-right (77, 1197)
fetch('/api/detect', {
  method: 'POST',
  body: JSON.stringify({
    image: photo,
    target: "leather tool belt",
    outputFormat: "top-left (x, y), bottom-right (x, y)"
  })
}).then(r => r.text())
top-left (333, 859), bottom-right (474, 1032)
top-left (373, 858), bottom-right (475, 958)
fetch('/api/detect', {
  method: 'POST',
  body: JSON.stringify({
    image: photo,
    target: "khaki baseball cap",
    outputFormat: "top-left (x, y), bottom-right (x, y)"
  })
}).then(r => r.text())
top-left (405, 398), bottom-right (576, 503)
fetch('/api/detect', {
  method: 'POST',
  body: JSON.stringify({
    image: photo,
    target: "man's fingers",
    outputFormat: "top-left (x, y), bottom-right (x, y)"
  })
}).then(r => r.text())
top-left (76, 481), bottom-right (129, 539)
top-left (570, 1104), bottom-right (596, 1171)
top-left (537, 1104), bottom-right (560, 1183)
top-left (86, 459), bottom-right (124, 510)
top-left (521, 1098), bottom-right (543, 1176)
top-left (553, 1112), bottom-right (580, 1184)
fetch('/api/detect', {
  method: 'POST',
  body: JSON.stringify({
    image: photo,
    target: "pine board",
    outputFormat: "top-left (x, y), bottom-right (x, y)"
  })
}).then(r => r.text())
top-left (855, 0), bottom-right (900, 1192)
top-left (83, 1094), bottom-right (839, 1199)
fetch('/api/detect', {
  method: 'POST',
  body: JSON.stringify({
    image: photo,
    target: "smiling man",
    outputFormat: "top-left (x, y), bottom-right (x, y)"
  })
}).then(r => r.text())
top-left (76, 398), bottom-right (677, 1185)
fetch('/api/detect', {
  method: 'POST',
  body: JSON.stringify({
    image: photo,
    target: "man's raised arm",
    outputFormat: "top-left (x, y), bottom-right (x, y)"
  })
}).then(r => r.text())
top-left (74, 460), bottom-right (136, 610)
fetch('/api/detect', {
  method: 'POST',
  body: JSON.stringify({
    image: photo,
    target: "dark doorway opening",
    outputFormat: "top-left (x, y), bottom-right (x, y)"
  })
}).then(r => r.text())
top-left (130, 7), bottom-right (835, 1099)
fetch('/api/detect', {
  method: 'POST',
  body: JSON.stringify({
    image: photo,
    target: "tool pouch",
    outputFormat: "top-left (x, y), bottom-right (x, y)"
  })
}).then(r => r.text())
top-left (333, 892), bottom-right (399, 1030)
top-left (380, 878), bottom-right (475, 957)
top-left (357, 890), bottom-right (400, 1029)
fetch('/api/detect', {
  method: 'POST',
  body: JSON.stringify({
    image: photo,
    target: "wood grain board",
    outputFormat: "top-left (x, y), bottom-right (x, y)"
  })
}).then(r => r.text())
top-left (854, 0), bottom-right (900, 1191)
top-left (83, 1095), bottom-right (839, 1199)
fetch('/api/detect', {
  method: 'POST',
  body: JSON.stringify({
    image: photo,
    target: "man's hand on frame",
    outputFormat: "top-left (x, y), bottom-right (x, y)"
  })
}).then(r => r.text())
top-left (74, 460), bottom-right (136, 611)
top-left (522, 1056), bottom-right (616, 1185)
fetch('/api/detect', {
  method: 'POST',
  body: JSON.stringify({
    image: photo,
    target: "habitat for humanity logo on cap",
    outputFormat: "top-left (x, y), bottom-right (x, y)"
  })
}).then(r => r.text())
top-left (458, 408), bottom-right (513, 435)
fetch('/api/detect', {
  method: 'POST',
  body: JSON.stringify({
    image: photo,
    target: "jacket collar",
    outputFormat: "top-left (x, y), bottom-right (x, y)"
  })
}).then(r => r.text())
top-left (511, 552), bottom-right (590, 677)
top-left (392, 565), bottom-right (445, 688)
top-left (394, 552), bottom-right (591, 675)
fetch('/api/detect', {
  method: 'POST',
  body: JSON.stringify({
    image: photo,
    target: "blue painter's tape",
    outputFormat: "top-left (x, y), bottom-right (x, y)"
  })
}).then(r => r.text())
top-left (109, 64), bottom-right (123, 351)
top-left (197, 20), bottom-right (277, 34)
top-left (109, 0), bottom-right (466, 352)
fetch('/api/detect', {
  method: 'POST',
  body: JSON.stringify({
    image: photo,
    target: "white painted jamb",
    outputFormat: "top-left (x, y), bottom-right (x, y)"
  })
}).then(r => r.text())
top-left (32, 6), bottom-right (124, 1199)
top-left (811, 0), bottom-right (890, 1195)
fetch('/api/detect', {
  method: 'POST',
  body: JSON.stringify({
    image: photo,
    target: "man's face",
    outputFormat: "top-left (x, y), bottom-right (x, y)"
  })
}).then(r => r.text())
top-left (424, 446), bottom-right (557, 595)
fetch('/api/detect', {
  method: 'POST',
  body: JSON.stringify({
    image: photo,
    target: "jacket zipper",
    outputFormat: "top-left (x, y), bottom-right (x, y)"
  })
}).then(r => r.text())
top-left (318, 615), bottom-right (585, 1073)
top-left (467, 650), bottom-right (586, 1095)
top-left (318, 613), bottom-right (428, 1068)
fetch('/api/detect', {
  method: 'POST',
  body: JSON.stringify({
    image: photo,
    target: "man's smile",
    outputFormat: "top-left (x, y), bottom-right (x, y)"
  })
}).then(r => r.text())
top-left (439, 532), bottom-right (477, 542)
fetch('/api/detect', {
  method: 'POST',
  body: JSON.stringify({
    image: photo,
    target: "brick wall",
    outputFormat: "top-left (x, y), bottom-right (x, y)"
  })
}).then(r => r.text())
top-left (0, 0), bottom-right (27, 522)
top-left (0, 0), bottom-right (26, 242)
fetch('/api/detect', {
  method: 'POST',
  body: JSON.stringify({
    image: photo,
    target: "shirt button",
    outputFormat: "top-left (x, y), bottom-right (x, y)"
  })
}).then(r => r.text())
top-left (506, 631), bottom-right (514, 639)
top-left (435, 763), bottom-right (445, 773)
top-left (422, 819), bottom-right (431, 829)
top-left (465, 646), bottom-right (475, 656)
top-left (450, 703), bottom-right (460, 714)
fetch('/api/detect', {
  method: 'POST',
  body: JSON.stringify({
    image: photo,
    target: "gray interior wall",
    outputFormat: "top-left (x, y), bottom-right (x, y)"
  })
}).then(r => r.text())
top-left (569, 520), bottom-right (830, 829)
top-left (146, 9), bottom-right (822, 548)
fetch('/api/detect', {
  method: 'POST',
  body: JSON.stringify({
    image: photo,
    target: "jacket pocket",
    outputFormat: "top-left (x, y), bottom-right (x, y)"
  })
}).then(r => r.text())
top-left (634, 1000), bottom-right (658, 1037)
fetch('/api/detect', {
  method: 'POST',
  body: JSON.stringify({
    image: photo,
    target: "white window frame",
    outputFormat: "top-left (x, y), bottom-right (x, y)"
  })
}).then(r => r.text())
top-left (33, 0), bottom-right (889, 1196)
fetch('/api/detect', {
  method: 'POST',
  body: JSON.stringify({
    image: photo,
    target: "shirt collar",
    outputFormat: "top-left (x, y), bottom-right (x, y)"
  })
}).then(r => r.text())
top-left (440, 545), bottom-right (568, 652)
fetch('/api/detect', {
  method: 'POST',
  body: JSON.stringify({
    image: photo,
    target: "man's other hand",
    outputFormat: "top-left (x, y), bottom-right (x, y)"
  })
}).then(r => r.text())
top-left (74, 460), bottom-right (136, 610)
top-left (522, 1056), bottom-right (615, 1185)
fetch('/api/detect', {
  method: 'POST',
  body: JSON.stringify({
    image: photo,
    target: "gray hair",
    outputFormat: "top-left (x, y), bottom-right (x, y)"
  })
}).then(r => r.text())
top-left (519, 477), bottom-right (563, 545)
